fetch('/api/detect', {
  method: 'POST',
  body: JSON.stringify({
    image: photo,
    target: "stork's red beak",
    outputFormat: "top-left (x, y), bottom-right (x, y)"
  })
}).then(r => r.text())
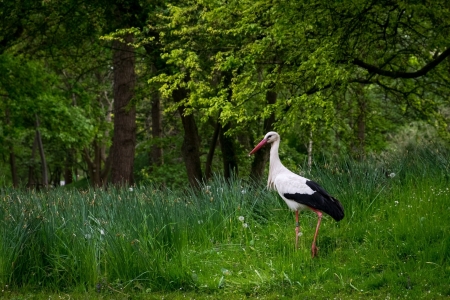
top-left (249, 138), bottom-right (267, 155)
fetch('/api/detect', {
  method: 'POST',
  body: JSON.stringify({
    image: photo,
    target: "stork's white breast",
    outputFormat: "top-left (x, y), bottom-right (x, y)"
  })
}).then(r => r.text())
top-left (273, 172), bottom-right (315, 211)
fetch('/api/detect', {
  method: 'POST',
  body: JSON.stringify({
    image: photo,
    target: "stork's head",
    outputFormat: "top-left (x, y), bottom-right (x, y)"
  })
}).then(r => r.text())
top-left (249, 131), bottom-right (280, 155)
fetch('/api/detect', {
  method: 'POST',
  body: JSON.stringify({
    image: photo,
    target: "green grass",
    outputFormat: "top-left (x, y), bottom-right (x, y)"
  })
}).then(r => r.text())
top-left (1, 146), bottom-right (450, 299)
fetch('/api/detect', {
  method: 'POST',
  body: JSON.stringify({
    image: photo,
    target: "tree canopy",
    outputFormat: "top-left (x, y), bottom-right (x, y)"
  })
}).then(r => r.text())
top-left (1, 0), bottom-right (449, 188)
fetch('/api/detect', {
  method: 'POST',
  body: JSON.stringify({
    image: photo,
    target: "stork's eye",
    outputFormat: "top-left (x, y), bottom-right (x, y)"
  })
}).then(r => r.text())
top-left (267, 135), bottom-right (272, 139)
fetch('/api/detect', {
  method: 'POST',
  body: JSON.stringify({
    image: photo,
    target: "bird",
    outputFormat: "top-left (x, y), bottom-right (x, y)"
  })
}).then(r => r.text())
top-left (249, 131), bottom-right (344, 258)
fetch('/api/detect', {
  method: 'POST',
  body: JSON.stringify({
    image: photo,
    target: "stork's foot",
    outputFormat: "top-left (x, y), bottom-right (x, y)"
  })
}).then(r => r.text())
top-left (311, 244), bottom-right (319, 258)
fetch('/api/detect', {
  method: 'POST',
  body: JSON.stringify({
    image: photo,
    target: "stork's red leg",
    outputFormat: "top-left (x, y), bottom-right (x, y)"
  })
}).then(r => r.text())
top-left (295, 210), bottom-right (300, 250)
top-left (310, 208), bottom-right (323, 258)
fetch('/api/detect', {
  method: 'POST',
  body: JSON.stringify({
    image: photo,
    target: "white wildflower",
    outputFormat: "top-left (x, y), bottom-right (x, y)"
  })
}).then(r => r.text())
top-left (129, 187), bottom-right (134, 192)
top-left (389, 173), bottom-right (396, 178)
top-left (238, 216), bottom-right (245, 222)
top-left (221, 268), bottom-right (231, 275)
top-left (243, 223), bottom-right (248, 228)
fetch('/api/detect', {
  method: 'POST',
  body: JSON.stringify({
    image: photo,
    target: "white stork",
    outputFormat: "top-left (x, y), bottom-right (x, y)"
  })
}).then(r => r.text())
top-left (249, 131), bottom-right (344, 258)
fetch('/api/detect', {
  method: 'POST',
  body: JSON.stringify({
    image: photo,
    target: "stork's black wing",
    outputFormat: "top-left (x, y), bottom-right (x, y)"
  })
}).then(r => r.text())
top-left (284, 180), bottom-right (344, 221)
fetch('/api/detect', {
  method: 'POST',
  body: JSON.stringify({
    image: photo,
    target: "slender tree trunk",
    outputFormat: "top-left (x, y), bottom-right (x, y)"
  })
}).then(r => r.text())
top-left (83, 148), bottom-right (94, 185)
top-left (100, 146), bottom-right (112, 185)
top-left (83, 140), bottom-right (110, 187)
top-left (205, 119), bottom-right (221, 180)
top-left (9, 148), bottom-right (18, 187)
top-left (110, 32), bottom-right (137, 186)
top-left (27, 134), bottom-right (38, 188)
top-left (5, 109), bottom-right (18, 187)
top-left (35, 115), bottom-right (48, 187)
top-left (218, 72), bottom-right (239, 180)
top-left (51, 166), bottom-right (62, 187)
top-left (219, 122), bottom-right (238, 179)
top-left (89, 142), bottom-right (102, 186)
top-left (82, 91), bottom-right (113, 187)
top-left (100, 92), bottom-right (113, 185)
top-left (150, 91), bottom-right (163, 169)
top-left (173, 87), bottom-right (203, 188)
top-left (250, 90), bottom-right (277, 181)
top-left (64, 150), bottom-right (73, 185)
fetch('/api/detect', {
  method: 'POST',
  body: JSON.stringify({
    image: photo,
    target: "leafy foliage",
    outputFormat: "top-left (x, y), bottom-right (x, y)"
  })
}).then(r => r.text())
top-left (1, 0), bottom-right (450, 187)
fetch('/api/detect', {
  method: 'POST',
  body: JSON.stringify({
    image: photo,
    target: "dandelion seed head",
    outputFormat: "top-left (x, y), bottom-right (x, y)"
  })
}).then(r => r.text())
top-left (243, 223), bottom-right (248, 228)
top-left (238, 216), bottom-right (245, 222)
top-left (389, 173), bottom-right (396, 178)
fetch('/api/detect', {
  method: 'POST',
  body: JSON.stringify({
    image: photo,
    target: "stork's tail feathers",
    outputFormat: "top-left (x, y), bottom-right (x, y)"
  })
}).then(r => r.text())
top-left (327, 197), bottom-right (344, 221)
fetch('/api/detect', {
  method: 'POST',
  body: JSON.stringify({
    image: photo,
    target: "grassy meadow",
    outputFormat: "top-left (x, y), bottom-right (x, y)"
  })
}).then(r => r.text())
top-left (1, 146), bottom-right (450, 299)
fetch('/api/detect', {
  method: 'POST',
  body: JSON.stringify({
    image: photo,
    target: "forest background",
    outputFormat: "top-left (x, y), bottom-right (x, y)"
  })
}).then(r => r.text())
top-left (1, 0), bottom-right (450, 189)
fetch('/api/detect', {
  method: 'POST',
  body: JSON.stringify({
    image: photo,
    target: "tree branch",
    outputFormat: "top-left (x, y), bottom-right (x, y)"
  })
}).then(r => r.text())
top-left (352, 47), bottom-right (450, 79)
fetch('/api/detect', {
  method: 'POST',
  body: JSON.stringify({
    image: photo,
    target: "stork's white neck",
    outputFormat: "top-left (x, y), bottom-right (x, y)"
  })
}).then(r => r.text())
top-left (267, 139), bottom-right (288, 189)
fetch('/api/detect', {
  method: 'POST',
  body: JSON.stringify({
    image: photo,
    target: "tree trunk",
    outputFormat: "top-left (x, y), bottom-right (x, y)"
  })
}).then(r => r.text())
top-left (83, 142), bottom-right (101, 187)
top-left (110, 32), bottom-right (137, 186)
top-left (64, 150), bottom-right (73, 185)
top-left (100, 146), bottom-right (112, 185)
top-left (250, 90), bottom-right (277, 181)
top-left (82, 91), bottom-right (113, 188)
top-left (219, 122), bottom-right (238, 179)
top-left (218, 72), bottom-right (239, 180)
top-left (83, 141), bottom-right (111, 188)
top-left (35, 115), bottom-right (48, 187)
top-left (9, 147), bottom-right (18, 187)
top-left (173, 87), bottom-right (203, 188)
top-left (205, 119), bottom-right (221, 180)
top-left (150, 91), bottom-right (163, 169)
top-left (5, 109), bottom-right (18, 187)
top-left (27, 134), bottom-right (38, 188)
top-left (99, 91), bottom-right (113, 185)
top-left (51, 166), bottom-right (62, 187)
